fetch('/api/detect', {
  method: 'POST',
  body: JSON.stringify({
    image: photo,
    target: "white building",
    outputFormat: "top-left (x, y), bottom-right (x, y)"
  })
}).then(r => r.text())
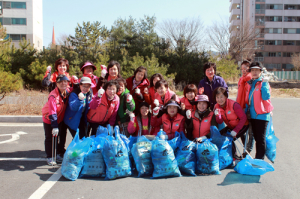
top-left (230, 0), bottom-right (300, 71)
top-left (0, 0), bottom-right (43, 51)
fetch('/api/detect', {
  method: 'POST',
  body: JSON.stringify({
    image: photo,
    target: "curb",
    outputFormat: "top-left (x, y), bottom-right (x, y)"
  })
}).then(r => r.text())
top-left (0, 115), bottom-right (42, 123)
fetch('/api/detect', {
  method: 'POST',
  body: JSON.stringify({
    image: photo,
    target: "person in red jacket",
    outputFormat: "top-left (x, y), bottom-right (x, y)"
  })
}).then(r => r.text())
top-left (42, 75), bottom-right (71, 166)
top-left (213, 87), bottom-right (249, 158)
top-left (96, 60), bottom-right (122, 90)
top-left (87, 80), bottom-right (120, 136)
top-left (144, 73), bottom-right (164, 111)
top-left (79, 61), bottom-right (99, 96)
top-left (185, 95), bottom-right (217, 141)
top-left (180, 84), bottom-right (198, 113)
top-left (151, 100), bottom-right (185, 140)
top-left (126, 66), bottom-right (150, 113)
top-left (42, 58), bottom-right (77, 92)
top-left (127, 102), bottom-right (153, 136)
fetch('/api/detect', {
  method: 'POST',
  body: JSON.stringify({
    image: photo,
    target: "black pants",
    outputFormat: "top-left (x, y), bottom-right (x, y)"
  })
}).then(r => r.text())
top-left (89, 122), bottom-right (100, 136)
top-left (250, 119), bottom-right (269, 159)
top-left (65, 116), bottom-right (88, 139)
top-left (220, 125), bottom-right (249, 157)
top-left (43, 122), bottom-right (58, 158)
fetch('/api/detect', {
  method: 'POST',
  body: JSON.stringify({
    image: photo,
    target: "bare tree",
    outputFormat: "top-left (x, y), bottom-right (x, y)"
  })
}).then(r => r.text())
top-left (158, 16), bottom-right (205, 51)
top-left (56, 33), bottom-right (72, 46)
top-left (206, 19), bottom-right (259, 61)
top-left (291, 53), bottom-right (300, 71)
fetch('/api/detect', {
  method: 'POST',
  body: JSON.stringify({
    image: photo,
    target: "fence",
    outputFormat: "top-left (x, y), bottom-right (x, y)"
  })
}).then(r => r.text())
top-left (272, 71), bottom-right (300, 80)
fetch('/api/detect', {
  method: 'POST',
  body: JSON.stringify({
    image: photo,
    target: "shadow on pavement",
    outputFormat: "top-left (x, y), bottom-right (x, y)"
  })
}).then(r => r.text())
top-left (218, 171), bottom-right (261, 186)
top-left (0, 150), bottom-right (45, 158)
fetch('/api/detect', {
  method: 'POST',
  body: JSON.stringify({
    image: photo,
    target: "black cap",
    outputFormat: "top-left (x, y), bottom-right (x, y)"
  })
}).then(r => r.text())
top-left (56, 74), bottom-right (70, 83)
top-left (139, 102), bottom-right (150, 109)
top-left (248, 62), bottom-right (262, 71)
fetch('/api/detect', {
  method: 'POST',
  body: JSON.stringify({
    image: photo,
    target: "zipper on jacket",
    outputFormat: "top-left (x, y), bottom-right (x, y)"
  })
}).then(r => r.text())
top-left (101, 109), bottom-right (109, 123)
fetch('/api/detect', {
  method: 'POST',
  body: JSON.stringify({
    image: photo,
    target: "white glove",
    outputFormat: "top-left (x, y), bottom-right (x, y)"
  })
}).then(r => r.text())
top-left (231, 130), bottom-right (237, 138)
top-left (78, 92), bottom-right (85, 100)
top-left (98, 88), bottom-right (105, 98)
top-left (72, 75), bottom-right (79, 84)
top-left (126, 94), bottom-right (132, 103)
top-left (135, 88), bottom-right (141, 94)
top-left (128, 112), bottom-right (135, 122)
top-left (263, 76), bottom-right (269, 82)
top-left (153, 107), bottom-right (160, 116)
top-left (47, 66), bottom-right (52, 72)
top-left (52, 128), bottom-right (59, 136)
top-left (101, 65), bottom-right (107, 78)
top-left (154, 99), bottom-right (159, 107)
top-left (149, 105), bottom-right (152, 113)
top-left (214, 109), bottom-right (219, 116)
top-left (160, 135), bottom-right (168, 140)
top-left (186, 110), bottom-right (192, 119)
top-left (196, 136), bottom-right (207, 142)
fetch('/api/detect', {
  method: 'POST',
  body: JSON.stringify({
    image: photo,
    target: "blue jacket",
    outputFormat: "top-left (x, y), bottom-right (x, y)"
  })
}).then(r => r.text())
top-left (198, 75), bottom-right (228, 109)
top-left (245, 76), bottom-right (271, 121)
top-left (63, 88), bottom-right (93, 131)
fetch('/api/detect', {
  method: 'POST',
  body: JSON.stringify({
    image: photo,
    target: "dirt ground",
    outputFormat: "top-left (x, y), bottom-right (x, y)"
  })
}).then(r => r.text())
top-left (0, 81), bottom-right (299, 115)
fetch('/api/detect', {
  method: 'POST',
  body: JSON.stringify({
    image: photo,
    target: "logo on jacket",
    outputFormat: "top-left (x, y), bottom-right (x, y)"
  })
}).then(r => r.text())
top-left (204, 119), bottom-right (208, 122)
top-left (227, 111), bottom-right (231, 114)
top-left (175, 123), bottom-right (179, 127)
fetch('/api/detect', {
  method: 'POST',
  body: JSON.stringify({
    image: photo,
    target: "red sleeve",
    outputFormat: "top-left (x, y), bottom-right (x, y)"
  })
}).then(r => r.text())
top-left (89, 96), bottom-right (101, 109)
top-left (233, 102), bottom-right (247, 133)
top-left (144, 93), bottom-right (151, 105)
top-left (109, 99), bottom-right (120, 126)
top-left (127, 119), bottom-right (137, 135)
top-left (178, 117), bottom-right (185, 133)
top-left (151, 115), bottom-right (162, 127)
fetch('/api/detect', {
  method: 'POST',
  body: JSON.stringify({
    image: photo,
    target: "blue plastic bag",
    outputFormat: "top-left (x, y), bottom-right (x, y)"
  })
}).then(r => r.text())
top-left (61, 132), bottom-right (93, 181)
top-left (131, 136), bottom-right (154, 177)
top-left (80, 133), bottom-right (107, 178)
top-left (96, 125), bottom-right (108, 137)
top-left (157, 129), bottom-right (181, 153)
top-left (119, 127), bottom-right (135, 171)
top-left (210, 126), bottom-right (233, 170)
top-left (196, 139), bottom-right (221, 175)
top-left (151, 137), bottom-right (181, 178)
top-left (175, 132), bottom-right (196, 176)
top-left (234, 155), bottom-right (274, 175)
top-left (265, 117), bottom-right (279, 163)
top-left (102, 126), bottom-right (132, 180)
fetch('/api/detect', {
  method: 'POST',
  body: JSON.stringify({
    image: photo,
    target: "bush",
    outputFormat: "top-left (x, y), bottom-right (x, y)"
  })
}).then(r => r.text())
top-left (0, 70), bottom-right (23, 98)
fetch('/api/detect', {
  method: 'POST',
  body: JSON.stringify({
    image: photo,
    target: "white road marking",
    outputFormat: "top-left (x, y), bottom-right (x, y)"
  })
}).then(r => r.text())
top-left (28, 168), bottom-right (62, 199)
top-left (0, 131), bottom-right (27, 144)
top-left (0, 157), bottom-right (47, 161)
top-left (0, 123), bottom-right (43, 126)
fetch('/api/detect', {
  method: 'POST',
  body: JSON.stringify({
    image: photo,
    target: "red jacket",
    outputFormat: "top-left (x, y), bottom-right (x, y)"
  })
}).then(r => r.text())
top-left (42, 87), bottom-right (68, 127)
top-left (127, 116), bottom-right (153, 136)
top-left (245, 81), bottom-right (273, 115)
top-left (180, 96), bottom-right (197, 112)
top-left (126, 76), bottom-right (150, 108)
top-left (236, 73), bottom-right (252, 109)
top-left (87, 93), bottom-right (119, 125)
top-left (154, 90), bottom-right (180, 107)
top-left (151, 113), bottom-right (185, 139)
top-left (215, 99), bottom-right (242, 130)
top-left (191, 111), bottom-right (214, 138)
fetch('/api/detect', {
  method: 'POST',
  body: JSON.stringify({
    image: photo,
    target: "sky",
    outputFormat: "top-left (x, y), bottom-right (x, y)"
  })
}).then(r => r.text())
top-left (43, 0), bottom-right (230, 47)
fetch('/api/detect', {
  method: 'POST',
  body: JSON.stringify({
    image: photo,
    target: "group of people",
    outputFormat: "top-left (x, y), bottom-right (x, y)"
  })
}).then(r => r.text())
top-left (42, 58), bottom-right (273, 166)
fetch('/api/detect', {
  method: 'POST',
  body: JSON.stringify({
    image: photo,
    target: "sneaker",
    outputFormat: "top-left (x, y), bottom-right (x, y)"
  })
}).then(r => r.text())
top-left (56, 154), bottom-right (64, 164)
top-left (47, 158), bottom-right (57, 166)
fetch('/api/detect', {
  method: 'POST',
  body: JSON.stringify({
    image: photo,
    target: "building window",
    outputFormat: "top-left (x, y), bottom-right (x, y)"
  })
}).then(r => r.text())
top-left (6, 34), bottom-right (26, 41)
top-left (2, 2), bottom-right (26, 9)
top-left (284, 5), bottom-right (300, 10)
top-left (283, 52), bottom-right (293, 57)
top-left (265, 63), bottom-right (281, 69)
top-left (255, 16), bottom-right (265, 25)
top-left (264, 52), bottom-right (281, 57)
top-left (283, 28), bottom-right (300, 34)
top-left (237, 4), bottom-right (240, 9)
top-left (237, 15), bottom-right (240, 20)
top-left (264, 28), bottom-right (282, 34)
top-left (265, 16), bottom-right (283, 22)
top-left (265, 40), bottom-right (282, 45)
top-left (284, 16), bottom-right (300, 22)
top-left (265, 4), bottom-right (283, 10)
top-left (282, 64), bottom-right (294, 70)
top-left (2, 18), bottom-right (26, 25)
top-left (283, 40), bottom-right (298, 45)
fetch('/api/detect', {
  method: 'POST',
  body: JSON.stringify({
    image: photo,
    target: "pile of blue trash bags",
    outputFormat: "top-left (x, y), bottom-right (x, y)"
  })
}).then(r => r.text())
top-left (61, 125), bottom-right (276, 181)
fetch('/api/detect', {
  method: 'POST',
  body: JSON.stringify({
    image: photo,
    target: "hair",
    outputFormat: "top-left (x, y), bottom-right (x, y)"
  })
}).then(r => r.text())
top-left (241, 58), bottom-right (251, 68)
top-left (183, 84), bottom-right (198, 98)
top-left (55, 58), bottom-right (69, 71)
top-left (155, 79), bottom-right (168, 90)
top-left (203, 62), bottom-right (216, 75)
top-left (105, 60), bottom-right (122, 79)
top-left (134, 66), bottom-right (147, 81)
top-left (213, 87), bottom-right (228, 102)
top-left (103, 80), bottom-right (120, 92)
top-left (116, 78), bottom-right (127, 87)
top-left (150, 73), bottom-right (164, 87)
top-left (80, 60), bottom-right (95, 72)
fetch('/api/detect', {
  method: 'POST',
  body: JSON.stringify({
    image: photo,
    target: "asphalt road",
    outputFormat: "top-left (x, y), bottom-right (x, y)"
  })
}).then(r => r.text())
top-left (0, 98), bottom-right (300, 199)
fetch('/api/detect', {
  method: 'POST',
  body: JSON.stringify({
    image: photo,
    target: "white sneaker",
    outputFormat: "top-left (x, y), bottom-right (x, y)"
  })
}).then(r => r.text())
top-left (47, 158), bottom-right (57, 166)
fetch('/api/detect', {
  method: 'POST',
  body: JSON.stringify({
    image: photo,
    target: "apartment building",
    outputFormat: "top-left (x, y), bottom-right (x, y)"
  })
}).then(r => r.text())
top-left (0, 0), bottom-right (43, 50)
top-left (230, 0), bottom-right (300, 71)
